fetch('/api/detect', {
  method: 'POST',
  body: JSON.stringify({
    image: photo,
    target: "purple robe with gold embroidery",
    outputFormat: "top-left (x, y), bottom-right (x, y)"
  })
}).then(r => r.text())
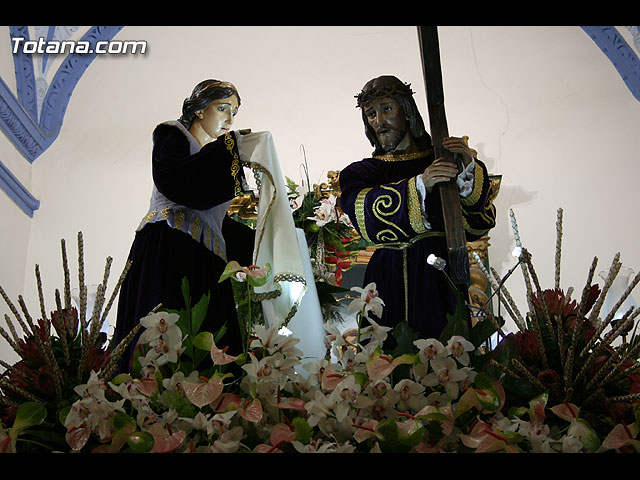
top-left (339, 151), bottom-right (496, 343)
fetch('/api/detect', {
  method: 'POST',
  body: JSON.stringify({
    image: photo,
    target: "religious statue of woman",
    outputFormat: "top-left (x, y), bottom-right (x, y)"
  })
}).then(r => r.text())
top-left (112, 79), bottom-right (255, 372)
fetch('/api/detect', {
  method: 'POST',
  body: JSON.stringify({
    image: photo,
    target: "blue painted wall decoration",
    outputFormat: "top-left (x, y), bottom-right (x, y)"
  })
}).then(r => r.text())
top-left (581, 26), bottom-right (640, 102)
top-left (0, 26), bottom-right (124, 217)
top-left (0, 26), bottom-right (638, 218)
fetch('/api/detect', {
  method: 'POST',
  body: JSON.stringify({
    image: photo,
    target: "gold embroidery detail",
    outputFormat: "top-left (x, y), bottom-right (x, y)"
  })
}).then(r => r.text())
top-left (191, 216), bottom-right (201, 240)
top-left (373, 149), bottom-right (433, 162)
top-left (354, 188), bottom-right (373, 243)
top-left (372, 185), bottom-right (408, 242)
top-left (461, 162), bottom-right (484, 206)
top-left (247, 161), bottom-right (277, 261)
top-left (175, 209), bottom-right (185, 230)
top-left (375, 230), bottom-right (446, 250)
top-left (142, 209), bottom-right (157, 225)
top-left (463, 217), bottom-right (490, 237)
top-left (403, 249), bottom-right (409, 323)
top-left (138, 208), bottom-right (157, 229)
top-left (160, 206), bottom-right (170, 220)
top-left (204, 227), bottom-right (212, 250)
top-left (224, 132), bottom-right (242, 197)
top-left (407, 178), bottom-right (427, 235)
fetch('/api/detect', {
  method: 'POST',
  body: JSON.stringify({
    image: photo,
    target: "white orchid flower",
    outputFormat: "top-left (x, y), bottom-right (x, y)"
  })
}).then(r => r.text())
top-left (348, 282), bottom-right (385, 319)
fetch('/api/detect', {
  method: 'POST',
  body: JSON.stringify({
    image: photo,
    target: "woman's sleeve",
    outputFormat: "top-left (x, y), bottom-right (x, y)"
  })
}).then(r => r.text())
top-left (152, 124), bottom-right (247, 210)
top-left (339, 163), bottom-right (428, 245)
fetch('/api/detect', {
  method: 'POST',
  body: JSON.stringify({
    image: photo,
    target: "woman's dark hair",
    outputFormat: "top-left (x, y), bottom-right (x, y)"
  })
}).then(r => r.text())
top-left (178, 79), bottom-right (241, 129)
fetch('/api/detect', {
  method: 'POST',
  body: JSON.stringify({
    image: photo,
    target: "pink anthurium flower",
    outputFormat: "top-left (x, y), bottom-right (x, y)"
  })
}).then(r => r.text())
top-left (210, 340), bottom-right (238, 365)
top-left (213, 392), bottom-right (243, 413)
top-left (270, 396), bottom-right (307, 412)
top-left (183, 376), bottom-right (224, 409)
top-left (459, 418), bottom-right (522, 453)
top-left (219, 261), bottom-right (271, 287)
top-left (550, 401), bottom-right (601, 452)
top-left (270, 423), bottom-right (297, 446)
top-left (239, 398), bottom-right (263, 423)
top-left (254, 443), bottom-right (284, 453)
top-left (133, 377), bottom-right (158, 397)
top-left (147, 423), bottom-right (187, 453)
top-left (321, 364), bottom-right (344, 390)
top-left (353, 420), bottom-right (379, 443)
top-left (602, 422), bottom-right (640, 452)
top-left (65, 424), bottom-right (91, 451)
top-left (366, 349), bottom-right (418, 382)
top-left (550, 401), bottom-right (580, 423)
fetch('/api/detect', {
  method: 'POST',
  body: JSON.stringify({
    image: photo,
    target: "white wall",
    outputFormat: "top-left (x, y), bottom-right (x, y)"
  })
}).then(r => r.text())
top-left (2, 26), bottom-right (640, 365)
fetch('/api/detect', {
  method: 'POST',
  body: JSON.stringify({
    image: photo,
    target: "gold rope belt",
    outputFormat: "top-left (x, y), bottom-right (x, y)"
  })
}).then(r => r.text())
top-left (374, 231), bottom-right (446, 324)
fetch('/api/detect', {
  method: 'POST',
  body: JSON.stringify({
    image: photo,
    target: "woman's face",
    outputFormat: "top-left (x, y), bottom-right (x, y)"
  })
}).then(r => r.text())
top-left (198, 94), bottom-right (239, 139)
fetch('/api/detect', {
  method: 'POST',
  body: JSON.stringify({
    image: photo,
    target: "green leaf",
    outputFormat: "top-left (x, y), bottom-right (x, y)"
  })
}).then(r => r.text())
top-left (10, 402), bottom-right (47, 450)
top-left (110, 373), bottom-right (133, 385)
top-left (193, 331), bottom-right (214, 351)
top-left (484, 333), bottom-right (519, 378)
top-left (292, 417), bottom-right (314, 445)
top-left (214, 323), bottom-right (228, 345)
top-left (471, 372), bottom-right (503, 413)
top-left (58, 405), bottom-right (71, 427)
top-left (285, 176), bottom-right (300, 194)
top-left (11, 402), bottom-right (47, 436)
top-left (126, 430), bottom-right (155, 453)
top-left (351, 371), bottom-right (368, 388)
top-left (390, 321), bottom-right (419, 357)
top-left (572, 418), bottom-right (601, 452)
top-left (113, 411), bottom-right (136, 432)
top-left (439, 289), bottom-right (470, 344)
top-left (181, 277), bottom-right (191, 311)
top-left (419, 412), bottom-right (451, 423)
top-left (376, 418), bottom-right (412, 453)
top-left (218, 261), bottom-right (244, 283)
top-left (190, 292), bottom-right (211, 335)
top-left (470, 314), bottom-right (503, 349)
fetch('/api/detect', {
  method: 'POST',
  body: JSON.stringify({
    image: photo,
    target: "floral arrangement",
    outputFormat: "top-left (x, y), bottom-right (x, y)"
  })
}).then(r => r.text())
top-left (286, 170), bottom-right (367, 325)
top-left (0, 233), bottom-right (136, 452)
top-left (480, 209), bottom-right (640, 450)
top-left (286, 175), bottom-right (364, 289)
top-left (2, 206), bottom-right (640, 453)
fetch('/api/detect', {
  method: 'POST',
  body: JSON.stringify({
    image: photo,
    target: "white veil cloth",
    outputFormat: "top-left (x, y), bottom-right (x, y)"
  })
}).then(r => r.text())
top-left (237, 131), bottom-right (325, 366)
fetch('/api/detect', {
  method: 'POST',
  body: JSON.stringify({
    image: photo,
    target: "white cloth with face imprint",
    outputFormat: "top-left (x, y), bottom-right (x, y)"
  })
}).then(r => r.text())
top-left (237, 131), bottom-right (326, 369)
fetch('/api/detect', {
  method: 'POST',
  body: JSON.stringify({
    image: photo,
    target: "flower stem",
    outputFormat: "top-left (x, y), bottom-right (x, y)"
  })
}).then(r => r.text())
top-left (246, 283), bottom-right (252, 354)
top-left (355, 309), bottom-right (365, 353)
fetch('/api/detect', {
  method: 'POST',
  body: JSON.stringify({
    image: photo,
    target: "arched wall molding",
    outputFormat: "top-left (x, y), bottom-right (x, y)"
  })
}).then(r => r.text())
top-left (581, 26), bottom-right (640, 102)
top-left (0, 25), bottom-right (124, 217)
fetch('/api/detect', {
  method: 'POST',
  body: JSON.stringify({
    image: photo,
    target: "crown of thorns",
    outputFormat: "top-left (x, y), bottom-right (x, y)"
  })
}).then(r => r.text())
top-left (355, 81), bottom-right (415, 108)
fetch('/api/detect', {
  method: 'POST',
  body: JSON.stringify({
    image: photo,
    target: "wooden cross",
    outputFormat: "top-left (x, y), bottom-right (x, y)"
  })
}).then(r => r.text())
top-left (417, 26), bottom-right (470, 288)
